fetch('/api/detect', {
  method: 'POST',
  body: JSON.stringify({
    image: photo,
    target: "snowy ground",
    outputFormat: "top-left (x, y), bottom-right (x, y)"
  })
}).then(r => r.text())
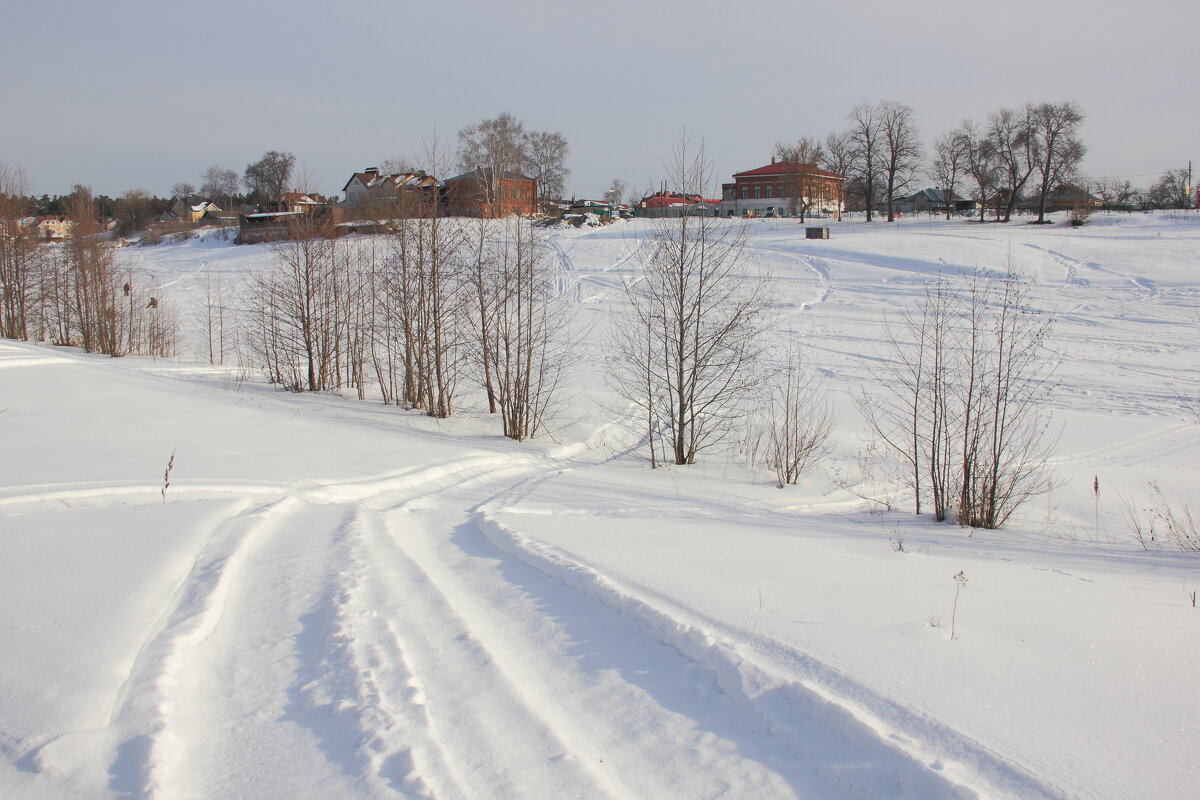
top-left (2, 211), bottom-right (1198, 799)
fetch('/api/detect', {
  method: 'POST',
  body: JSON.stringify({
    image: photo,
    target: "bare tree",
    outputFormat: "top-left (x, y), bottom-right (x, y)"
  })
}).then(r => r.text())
top-left (930, 131), bottom-right (968, 220)
top-left (525, 130), bottom-right (570, 210)
top-left (760, 348), bottom-right (835, 487)
top-left (1092, 177), bottom-right (1137, 210)
top-left (988, 106), bottom-right (1036, 222)
top-left (171, 182), bottom-right (196, 202)
top-left (847, 103), bottom-right (883, 221)
top-left (607, 137), bottom-right (767, 466)
top-left (960, 119), bottom-right (1000, 223)
top-left (379, 156), bottom-right (415, 176)
top-left (857, 277), bottom-right (954, 517)
top-left (200, 166), bottom-right (240, 209)
top-left (243, 151), bottom-right (296, 205)
top-left (878, 101), bottom-right (922, 222)
top-left (1030, 101), bottom-right (1086, 223)
top-left (480, 218), bottom-right (574, 440)
top-left (605, 178), bottom-right (627, 209)
top-left (0, 163), bottom-right (43, 341)
top-left (457, 114), bottom-right (569, 213)
top-left (822, 131), bottom-right (854, 220)
top-left (1146, 168), bottom-right (1192, 209)
top-left (859, 267), bottom-right (1056, 528)
top-left (772, 137), bottom-right (826, 221)
top-left (457, 113), bottom-right (529, 175)
top-left (956, 270), bottom-right (1056, 528)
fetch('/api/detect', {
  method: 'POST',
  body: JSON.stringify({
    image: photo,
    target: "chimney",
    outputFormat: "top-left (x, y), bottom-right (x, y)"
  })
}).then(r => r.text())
top-left (365, 167), bottom-right (379, 175)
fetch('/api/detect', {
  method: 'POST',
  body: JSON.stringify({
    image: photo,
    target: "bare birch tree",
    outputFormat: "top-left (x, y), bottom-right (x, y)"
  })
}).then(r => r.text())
top-left (760, 348), bottom-right (835, 487)
top-left (608, 137), bottom-right (767, 466)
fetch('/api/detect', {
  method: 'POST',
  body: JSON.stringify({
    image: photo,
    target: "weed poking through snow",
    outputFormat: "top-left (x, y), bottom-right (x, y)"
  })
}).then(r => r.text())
top-left (950, 570), bottom-right (968, 640)
top-left (162, 449), bottom-right (175, 502)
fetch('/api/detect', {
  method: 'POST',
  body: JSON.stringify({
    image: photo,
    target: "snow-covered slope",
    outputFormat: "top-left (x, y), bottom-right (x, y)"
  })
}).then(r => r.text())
top-left (1, 212), bottom-right (1197, 799)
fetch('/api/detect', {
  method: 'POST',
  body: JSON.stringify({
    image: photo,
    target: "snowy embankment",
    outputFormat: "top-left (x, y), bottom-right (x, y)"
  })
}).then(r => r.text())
top-left (1, 212), bottom-right (1197, 799)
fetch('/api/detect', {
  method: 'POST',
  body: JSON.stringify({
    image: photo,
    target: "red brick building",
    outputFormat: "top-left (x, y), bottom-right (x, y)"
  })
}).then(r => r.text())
top-left (720, 161), bottom-right (845, 219)
top-left (441, 167), bottom-right (536, 218)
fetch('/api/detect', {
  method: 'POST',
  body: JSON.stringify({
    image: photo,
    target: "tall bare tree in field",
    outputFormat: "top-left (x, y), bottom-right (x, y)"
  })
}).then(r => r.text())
top-left (930, 131), bottom-right (969, 220)
top-left (960, 119), bottom-right (999, 223)
top-left (1030, 101), bottom-right (1086, 223)
top-left (879, 101), bottom-right (922, 222)
top-left (988, 106), bottom-right (1036, 222)
top-left (847, 103), bottom-right (883, 221)
top-left (608, 138), bottom-right (767, 467)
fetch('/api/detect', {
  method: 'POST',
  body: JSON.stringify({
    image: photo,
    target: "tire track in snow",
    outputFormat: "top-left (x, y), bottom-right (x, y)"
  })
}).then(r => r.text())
top-left (473, 511), bottom-right (1066, 800)
top-left (101, 496), bottom-right (297, 799)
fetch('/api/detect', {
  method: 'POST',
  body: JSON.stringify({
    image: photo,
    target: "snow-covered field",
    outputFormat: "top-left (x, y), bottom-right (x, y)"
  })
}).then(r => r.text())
top-left (2, 211), bottom-right (1198, 799)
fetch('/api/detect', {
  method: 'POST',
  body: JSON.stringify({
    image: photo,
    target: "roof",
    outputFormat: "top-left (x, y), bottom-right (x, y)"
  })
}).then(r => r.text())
top-left (444, 166), bottom-right (534, 184)
top-left (342, 171), bottom-right (438, 195)
top-left (731, 161), bottom-right (844, 181)
top-left (640, 194), bottom-right (721, 209)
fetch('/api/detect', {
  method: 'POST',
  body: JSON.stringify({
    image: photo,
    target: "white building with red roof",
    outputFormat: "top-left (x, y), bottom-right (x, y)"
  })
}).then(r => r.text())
top-left (720, 160), bottom-right (845, 219)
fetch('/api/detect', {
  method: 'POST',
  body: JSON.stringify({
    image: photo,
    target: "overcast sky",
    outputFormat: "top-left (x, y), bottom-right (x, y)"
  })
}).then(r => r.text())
top-left (3, 0), bottom-right (1196, 201)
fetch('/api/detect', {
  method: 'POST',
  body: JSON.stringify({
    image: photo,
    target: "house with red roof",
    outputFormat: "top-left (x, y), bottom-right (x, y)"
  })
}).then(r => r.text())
top-left (719, 160), bottom-right (845, 219)
top-left (635, 191), bottom-right (722, 218)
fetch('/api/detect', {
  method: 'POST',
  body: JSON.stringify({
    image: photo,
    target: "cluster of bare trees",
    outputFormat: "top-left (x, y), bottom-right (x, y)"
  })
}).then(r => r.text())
top-left (930, 102), bottom-right (1087, 223)
top-left (241, 199), bottom-right (571, 440)
top-left (0, 171), bottom-right (175, 357)
top-left (777, 100), bottom-right (1090, 223)
top-left (860, 269), bottom-right (1056, 529)
top-left (456, 113), bottom-right (569, 211)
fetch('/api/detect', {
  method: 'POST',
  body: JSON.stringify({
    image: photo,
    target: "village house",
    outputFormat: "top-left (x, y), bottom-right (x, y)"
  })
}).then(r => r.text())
top-left (441, 167), bottom-right (536, 218)
top-left (893, 188), bottom-right (979, 215)
top-left (719, 161), bottom-right (845, 219)
top-left (341, 168), bottom-right (437, 216)
top-left (168, 199), bottom-right (222, 223)
top-left (36, 216), bottom-right (75, 240)
top-left (635, 191), bottom-right (721, 218)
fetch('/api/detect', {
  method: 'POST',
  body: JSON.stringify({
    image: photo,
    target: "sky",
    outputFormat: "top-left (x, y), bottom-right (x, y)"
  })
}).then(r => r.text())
top-left (2, 0), bottom-right (1196, 201)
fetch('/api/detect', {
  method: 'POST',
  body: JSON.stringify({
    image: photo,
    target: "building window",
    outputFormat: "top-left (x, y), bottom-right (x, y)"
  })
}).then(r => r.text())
top-left (754, 186), bottom-right (760, 199)
top-left (741, 186), bottom-right (748, 199)
top-left (777, 184), bottom-right (783, 198)
top-left (765, 185), bottom-right (772, 198)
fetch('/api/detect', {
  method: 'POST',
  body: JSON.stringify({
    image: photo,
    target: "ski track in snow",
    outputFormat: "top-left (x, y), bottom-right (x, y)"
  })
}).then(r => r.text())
top-left (2, 444), bottom-right (1046, 799)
